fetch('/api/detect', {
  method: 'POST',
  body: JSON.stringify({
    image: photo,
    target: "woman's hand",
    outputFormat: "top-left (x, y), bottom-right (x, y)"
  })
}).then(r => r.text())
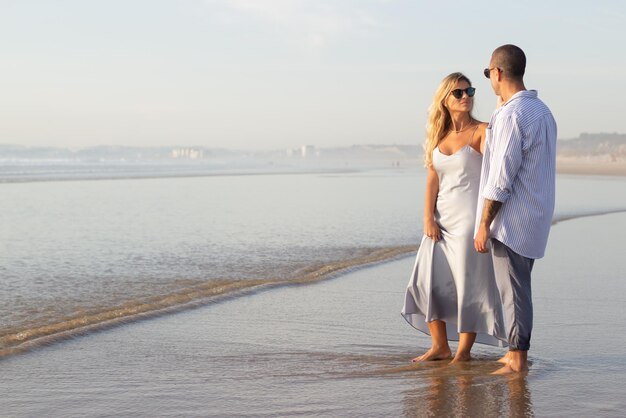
top-left (424, 218), bottom-right (442, 242)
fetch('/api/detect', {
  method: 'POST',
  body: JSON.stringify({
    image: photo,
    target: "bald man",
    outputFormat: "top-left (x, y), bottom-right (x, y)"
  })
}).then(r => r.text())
top-left (474, 44), bottom-right (557, 374)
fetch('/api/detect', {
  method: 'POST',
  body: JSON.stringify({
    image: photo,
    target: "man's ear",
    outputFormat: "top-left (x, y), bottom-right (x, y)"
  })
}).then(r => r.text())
top-left (496, 68), bottom-right (504, 82)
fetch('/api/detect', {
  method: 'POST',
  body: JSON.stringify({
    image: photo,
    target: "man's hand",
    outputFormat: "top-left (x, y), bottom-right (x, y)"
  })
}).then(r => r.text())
top-left (475, 199), bottom-right (502, 253)
top-left (474, 224), bottom-right (490, 253)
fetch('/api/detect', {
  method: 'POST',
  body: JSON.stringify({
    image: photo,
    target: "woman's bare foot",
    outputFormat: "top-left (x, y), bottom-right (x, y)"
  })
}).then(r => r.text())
top-left (449, 351), bottom-right (471, 364)
top-left (411, 346), bottom-right (452, 362)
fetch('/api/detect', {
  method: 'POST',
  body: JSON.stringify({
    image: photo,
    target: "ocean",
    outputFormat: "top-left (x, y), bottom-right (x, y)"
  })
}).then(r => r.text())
top-left (1, 166), bottom-right (625, 416)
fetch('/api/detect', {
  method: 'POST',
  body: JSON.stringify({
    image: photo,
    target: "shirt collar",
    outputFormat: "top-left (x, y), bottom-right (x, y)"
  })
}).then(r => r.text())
top-left (489, 90), bottom-right (538, 127)
top-left (502, 89), bottom-right (538, 107)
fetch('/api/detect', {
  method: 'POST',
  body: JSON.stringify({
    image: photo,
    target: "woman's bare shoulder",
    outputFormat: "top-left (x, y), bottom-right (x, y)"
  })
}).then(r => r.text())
top-left (474, 122), bottom-right (489, 153)
top-left (475, 122), bottom-right (488, 140)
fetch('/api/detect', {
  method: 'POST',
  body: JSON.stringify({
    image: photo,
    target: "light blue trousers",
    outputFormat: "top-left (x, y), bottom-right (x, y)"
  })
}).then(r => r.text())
top-left (492, 239), bottom-right (535, 351)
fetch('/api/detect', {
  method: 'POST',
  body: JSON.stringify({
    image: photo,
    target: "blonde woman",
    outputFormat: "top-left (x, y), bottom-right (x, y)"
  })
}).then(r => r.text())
top-left (402, 72), bottom-right (507, 363)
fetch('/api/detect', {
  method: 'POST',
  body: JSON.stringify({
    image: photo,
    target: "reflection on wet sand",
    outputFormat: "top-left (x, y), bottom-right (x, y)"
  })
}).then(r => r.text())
top-left (257, 349), bottom-right (535, 417)
top-left (402, 361), bottom-right (534, 418)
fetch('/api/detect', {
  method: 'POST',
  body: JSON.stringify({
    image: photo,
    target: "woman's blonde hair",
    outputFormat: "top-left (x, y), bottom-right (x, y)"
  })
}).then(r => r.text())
top-left (423, 72), bottom-right (474, 167)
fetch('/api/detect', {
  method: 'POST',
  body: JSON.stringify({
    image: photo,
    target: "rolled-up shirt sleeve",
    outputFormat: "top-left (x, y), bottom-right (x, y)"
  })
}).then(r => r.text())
top-left (482, 115), bottom-right (524, 203)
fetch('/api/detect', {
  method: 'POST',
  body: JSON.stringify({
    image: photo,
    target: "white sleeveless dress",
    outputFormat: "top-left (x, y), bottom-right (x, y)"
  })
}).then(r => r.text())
top-left (401, 144), bottom-right (507, 347)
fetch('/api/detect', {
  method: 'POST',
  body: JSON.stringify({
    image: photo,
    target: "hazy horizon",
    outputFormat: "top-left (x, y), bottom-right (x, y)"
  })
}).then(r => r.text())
top-left (2, 1), bottom-right (625, 150)
top-left (2, 130), bottom-right (624, 154)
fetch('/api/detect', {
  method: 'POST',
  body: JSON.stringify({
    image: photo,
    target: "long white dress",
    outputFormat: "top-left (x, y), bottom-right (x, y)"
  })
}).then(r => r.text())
top-left (401, 144), bottom-right (507, 347)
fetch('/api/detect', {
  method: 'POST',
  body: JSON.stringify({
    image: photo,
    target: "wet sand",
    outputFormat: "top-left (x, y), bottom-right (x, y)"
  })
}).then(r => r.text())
top-left (1, 212), bottom-right (625, 417)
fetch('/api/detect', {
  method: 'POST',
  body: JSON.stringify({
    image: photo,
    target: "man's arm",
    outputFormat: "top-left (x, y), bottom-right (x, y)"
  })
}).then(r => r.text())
top-left (482, 115), bottom-right (524, 203)
top-left (474, 115), bottom-right (523, 253)
top-left (474, 199), bottom-right (502, 253)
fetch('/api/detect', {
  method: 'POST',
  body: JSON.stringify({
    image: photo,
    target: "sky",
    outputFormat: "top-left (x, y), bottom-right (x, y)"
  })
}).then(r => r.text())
top-left (1, 0), bottom-right (625, 150)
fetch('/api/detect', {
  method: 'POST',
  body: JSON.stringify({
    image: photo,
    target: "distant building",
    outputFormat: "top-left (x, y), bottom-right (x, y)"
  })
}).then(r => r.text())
top-left (301, 145), bottom-right (315, 158)
top-left (171, 148), bottom-right (204, 160)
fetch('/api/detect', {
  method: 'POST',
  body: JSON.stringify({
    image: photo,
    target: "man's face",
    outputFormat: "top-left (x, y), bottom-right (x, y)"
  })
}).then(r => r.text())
top-left (488, 58), bottom-right (501, 96)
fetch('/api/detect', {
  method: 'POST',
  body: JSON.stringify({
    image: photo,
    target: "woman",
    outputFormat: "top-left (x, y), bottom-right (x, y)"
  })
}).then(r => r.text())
top-left (401, 72), bottom-right (506, 363)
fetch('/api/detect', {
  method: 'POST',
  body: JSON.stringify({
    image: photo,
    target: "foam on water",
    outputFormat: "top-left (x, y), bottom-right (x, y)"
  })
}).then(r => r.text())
top-left (0, 245), bottom-right (415, 357)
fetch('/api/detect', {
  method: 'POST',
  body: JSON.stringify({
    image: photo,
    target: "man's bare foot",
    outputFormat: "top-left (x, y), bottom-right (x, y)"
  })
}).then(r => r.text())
top-left (411, 346), bottom-right (452, 362)
top-left (497, 351), bottom-right (512, 364)
top-left (449, 352), bottom-right (471, 364)
top-left (491, 363), bottom-right (528, 375)
top-left (492, 351), bottom-right (529, 374)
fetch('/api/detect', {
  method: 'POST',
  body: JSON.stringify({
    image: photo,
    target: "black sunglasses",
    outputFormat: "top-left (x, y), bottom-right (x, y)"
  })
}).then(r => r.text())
top-left (483, 67), bottom-right (499, 79)
top-left (450, 87), bottom-right (475, 99)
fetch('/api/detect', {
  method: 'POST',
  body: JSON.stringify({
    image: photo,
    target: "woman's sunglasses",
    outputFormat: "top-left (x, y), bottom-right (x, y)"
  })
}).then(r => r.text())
top-left (450, 87), bottom-right (476, 99)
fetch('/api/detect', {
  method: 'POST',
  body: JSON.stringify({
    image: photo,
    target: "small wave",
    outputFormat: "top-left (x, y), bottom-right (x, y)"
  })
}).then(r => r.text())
top-left (0, 245), bottom-right (416, 358)
top-left (552, 208), bottom-right (626, 225)
top-left (0, 166), bottom-right (362, 184)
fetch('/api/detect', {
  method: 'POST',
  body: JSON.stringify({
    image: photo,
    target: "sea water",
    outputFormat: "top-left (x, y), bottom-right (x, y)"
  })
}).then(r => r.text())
top-left (0, 211), bottom-right (624, 417)
top-left (1, 167), bottom-right (626, 417)
top-left (0, 168), bottom-right (625, 352)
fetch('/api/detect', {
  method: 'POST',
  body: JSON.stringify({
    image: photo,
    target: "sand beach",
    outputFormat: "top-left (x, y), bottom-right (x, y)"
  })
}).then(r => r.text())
top-left (557, 157), bottom-right (626, 177)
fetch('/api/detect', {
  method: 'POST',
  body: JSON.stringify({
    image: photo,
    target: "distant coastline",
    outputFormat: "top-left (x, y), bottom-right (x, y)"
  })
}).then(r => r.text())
top-left (2, 132), bottom-right (625, 178)
top-left (556, 157), bottom-right (626, 176)
top-left (555, 132), bottom-right (626, 176)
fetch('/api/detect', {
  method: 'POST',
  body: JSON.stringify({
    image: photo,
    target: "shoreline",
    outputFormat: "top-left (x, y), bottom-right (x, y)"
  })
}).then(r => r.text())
top-left (0, 159), bottom-right (624, 185)
top-left (3, 193), bottom-right (626, 361)
top-left (3, 206), bottom-right (626, 360)
top-left (2, 211), bottom-right (626, 416)
top-left (0, 245), bottom-right (417, 358)
top-left (556, 158), bottom-right (626, 176)
top-left (0, 166), bottom-right (366, 185)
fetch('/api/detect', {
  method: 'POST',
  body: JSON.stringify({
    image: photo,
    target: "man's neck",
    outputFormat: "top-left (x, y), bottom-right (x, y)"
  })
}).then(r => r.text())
top-left (499, 82), bottom-right (527, 103)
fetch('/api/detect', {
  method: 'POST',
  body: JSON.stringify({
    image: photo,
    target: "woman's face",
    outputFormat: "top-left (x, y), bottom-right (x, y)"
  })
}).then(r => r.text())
top-left (445, 79), bottom-right (473, 114)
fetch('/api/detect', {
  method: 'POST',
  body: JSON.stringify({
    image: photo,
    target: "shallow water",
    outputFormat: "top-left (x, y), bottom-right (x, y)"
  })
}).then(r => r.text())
top-left (1, 212), bottom-right (624, 417)
top-left (1, 169), bottom-right (626, 354)
top-left (0, 170), bottom-right (419, 333)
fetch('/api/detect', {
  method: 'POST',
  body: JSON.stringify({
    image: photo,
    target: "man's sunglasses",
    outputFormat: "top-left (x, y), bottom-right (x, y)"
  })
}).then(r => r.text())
top-left (483, 67), bottom-right (500, 79)
top-left (450, 87), bottom-right (476, 99)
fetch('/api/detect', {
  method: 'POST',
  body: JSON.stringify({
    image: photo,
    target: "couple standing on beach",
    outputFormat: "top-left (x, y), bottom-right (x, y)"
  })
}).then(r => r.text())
top-left (402, 44), bottom-right (557, 374)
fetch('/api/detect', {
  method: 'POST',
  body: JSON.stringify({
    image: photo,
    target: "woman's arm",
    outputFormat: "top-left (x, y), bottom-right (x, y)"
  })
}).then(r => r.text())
top-left (423, 165), bottom-right (441, 241)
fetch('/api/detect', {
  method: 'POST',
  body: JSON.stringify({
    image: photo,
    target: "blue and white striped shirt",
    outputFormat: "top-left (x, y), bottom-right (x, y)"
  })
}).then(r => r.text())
top-left (476, 90), bottom-right (557, 259)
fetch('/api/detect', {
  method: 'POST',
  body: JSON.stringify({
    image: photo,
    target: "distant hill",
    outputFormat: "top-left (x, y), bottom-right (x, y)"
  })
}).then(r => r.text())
top-left (3, 133), bottom-right (625, 163)
top-left (557, 133), bottom-right (626, 159)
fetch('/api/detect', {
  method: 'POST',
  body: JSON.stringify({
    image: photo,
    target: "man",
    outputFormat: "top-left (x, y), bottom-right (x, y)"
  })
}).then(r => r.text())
top-left (474, 44), bottom-right (557, 374)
